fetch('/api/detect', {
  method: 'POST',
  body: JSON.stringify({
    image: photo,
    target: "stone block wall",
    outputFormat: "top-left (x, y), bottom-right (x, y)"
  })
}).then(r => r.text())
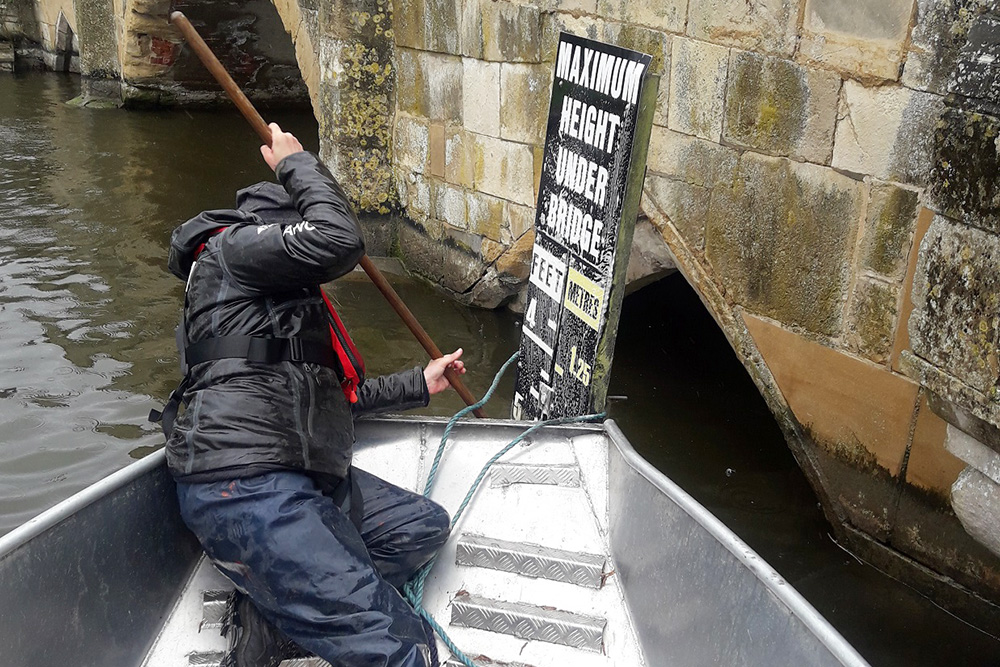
top-left (0, 0), bottom-right (34, 59)
top-left (630, 0), bottom-right (1000, 622)
top-left (383, 0), bottom-right (553, 307)
top-left (0, 0), bottom-right (78, 72)
top-left (316, 0), bottom-right (1000, 622)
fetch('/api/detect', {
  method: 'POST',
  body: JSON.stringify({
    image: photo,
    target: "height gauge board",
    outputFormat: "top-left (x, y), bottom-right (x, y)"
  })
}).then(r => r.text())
top-left (512, 33), bottom-right (657, 421)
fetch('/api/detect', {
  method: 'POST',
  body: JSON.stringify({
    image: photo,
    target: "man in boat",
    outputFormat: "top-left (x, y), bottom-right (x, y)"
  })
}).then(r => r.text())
top-left (156, 123), bottom-right (461, 667)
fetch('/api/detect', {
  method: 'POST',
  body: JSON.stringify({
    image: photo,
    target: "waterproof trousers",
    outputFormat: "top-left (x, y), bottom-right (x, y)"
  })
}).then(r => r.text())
top-left (176, 467), bottom-right (451, 667)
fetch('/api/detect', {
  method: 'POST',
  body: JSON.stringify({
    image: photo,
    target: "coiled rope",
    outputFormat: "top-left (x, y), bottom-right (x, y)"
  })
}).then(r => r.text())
top-left (402, 350), bottom-right (605, 667)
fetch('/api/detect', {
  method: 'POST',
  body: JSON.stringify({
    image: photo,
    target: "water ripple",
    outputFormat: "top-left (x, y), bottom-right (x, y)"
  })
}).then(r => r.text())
top-left (0, 75), bottom-right (397, 542)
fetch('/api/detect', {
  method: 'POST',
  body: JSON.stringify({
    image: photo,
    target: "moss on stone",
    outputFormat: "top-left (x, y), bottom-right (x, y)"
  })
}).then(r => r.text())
top-left (931, 107), bottom-right (1000, 233)
top-left (849, 278), bottom-right (899, 364)
top-left (825, 434), bottom-right (883, 474)
top-left (325, 0), bottom-right (397, 214)
top-left (614, 23), bottom-right (669, 76)
top-left (480, 2), bottom-right (540, 63)
top-left (120, 83), bottom-right (177, 109)
top-left (705, 153), bottom-right (863, 336)
top-left (65, 94), bottom-right (121, 109)
top-left (395, 48), bottom-right (425, 117)
top-left (863, 184), bottom-right (919, 279)
top-left (391, 0), bottom-right (459, 54)
top-left (724, 51), bottom-right (806, 156)
top-left (911, 218), bottom-right (1000, 395)
top-left (467, 193), bottom-right (504, 243)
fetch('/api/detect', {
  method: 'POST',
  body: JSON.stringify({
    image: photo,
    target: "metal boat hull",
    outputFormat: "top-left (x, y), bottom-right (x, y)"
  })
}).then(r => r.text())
top-left (0, 450), bottom-right (201, 666)
top-left (0, 418), bottom-right (869, 667)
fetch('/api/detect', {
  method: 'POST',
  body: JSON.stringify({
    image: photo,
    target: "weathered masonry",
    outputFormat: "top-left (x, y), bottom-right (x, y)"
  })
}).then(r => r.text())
top-left (0, 0), bottom-right (310, 105)
top-left (4, 0), bottom-right (1000, 627)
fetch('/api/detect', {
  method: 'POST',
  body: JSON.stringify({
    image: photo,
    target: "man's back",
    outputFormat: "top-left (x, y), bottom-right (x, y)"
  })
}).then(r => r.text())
top-left (164, 151), bottom-right (364, 481)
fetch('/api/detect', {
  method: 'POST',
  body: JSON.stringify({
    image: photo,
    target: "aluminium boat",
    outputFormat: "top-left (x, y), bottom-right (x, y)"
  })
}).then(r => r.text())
top-left (0, 417), bottom-right (870, 667)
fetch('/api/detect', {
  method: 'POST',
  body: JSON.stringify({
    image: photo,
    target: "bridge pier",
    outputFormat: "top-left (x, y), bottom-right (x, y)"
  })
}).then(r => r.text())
top-left (320, 0), bottom-right (1000, 629)
top-left (74, 0), bottom-right (119, 103)
top-left (1, 0), bottom-right (309, 108)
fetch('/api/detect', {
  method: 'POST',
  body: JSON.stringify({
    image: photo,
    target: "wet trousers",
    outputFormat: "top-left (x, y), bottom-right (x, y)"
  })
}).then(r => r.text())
top-left (176, 467), bottom-right (451, 667)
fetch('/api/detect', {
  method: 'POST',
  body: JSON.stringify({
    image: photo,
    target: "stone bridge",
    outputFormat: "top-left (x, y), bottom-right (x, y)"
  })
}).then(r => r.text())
top-left (4, 0), bottom-right (1000, 625)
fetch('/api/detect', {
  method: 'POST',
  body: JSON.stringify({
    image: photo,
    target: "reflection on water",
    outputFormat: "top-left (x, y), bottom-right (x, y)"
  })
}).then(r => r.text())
top-left (0, 72), bottom-right (517, 536)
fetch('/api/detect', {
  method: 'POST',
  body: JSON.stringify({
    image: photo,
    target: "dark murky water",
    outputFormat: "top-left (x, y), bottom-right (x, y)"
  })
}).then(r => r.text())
top-left (1, 72), bottom-right (997, 666)
top-left (609, 275), bottom-right (1000, 666)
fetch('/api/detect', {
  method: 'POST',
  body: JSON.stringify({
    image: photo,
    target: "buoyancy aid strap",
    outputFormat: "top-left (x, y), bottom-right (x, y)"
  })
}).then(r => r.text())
top-left (149, 376), bottom-right (190, 439)
top-left (186, 335), bottom-right (339, 369)
top-left (148, 317), bottom-right (192, 437)
top-left (152, 224), bottom-right (368, 437)
top-left (321, 289), bottom-right (366, 376)
top-left (149, 334), bottom-right (340, 439)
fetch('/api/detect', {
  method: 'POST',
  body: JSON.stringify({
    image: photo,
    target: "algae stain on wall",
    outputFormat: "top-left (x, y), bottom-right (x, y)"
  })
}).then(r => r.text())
top-left (726, 54), bottom-right (807, 154)
top-left (321, 0), bottom-right (397, 214)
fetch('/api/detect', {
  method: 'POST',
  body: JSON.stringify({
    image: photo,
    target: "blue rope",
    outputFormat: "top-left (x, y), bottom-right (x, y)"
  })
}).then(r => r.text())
top-left (421, 350), bottom-right (521, 496)
top-left (403, 350), bottom-right (606, 667)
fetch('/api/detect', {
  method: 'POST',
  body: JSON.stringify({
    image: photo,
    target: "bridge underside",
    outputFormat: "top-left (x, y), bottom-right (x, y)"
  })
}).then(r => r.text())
top-left (1, 0), bottom-right (312, 108)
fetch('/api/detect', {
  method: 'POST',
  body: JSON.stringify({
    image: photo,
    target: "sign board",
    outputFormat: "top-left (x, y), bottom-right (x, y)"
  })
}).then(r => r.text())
top-left (512, 33), bottom-right (657, 420)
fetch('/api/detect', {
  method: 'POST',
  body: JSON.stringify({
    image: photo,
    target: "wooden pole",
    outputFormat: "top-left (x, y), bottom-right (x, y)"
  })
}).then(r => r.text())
top-left (170, 11), bottom-right (487, 418)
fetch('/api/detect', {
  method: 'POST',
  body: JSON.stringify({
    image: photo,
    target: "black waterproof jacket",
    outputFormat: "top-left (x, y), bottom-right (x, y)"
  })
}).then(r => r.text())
top-left (165, 152), bottom-right (428, 481)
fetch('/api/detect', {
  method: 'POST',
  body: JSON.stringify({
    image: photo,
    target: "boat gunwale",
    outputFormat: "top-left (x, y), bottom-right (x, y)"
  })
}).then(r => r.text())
top-left (0, 416), bottom-right (603, 559)
top-left (0, 447), bottom-right (167, 558)
top-left (0, 415), bottom-right (869, 667)
top-left (604, 419), bottom-right (870, 667)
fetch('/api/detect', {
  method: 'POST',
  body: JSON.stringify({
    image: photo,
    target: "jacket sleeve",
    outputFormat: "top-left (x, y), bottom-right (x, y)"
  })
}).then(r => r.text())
top-left (351, 367), bottom-right (430, 417)
top-left (219, 152), bottom-right (366, 292)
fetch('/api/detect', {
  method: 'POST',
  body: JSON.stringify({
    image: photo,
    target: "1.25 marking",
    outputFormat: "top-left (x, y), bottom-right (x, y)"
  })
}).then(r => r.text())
top-left (569, 345), bottom-right (592, 386)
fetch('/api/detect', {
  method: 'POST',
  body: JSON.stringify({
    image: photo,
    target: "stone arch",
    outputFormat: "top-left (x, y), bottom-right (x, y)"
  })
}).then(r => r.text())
top-left (113, 1), bottom-right (311, 107)
top-left (625, 217), bottom-right (677, 294)
top-left (638, 169), bottom-right (841, 503)
top-left (638, 138), bottom-right (1000, 626)
top-left (54, 11), bottom-right (75, 72)
top-left (253, 0), bottom-right (1000, 626)
top-left (266, 0), bottom-right (321, 111)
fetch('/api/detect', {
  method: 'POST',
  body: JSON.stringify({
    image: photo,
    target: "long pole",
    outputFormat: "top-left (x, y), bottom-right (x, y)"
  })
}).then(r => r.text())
top-left (170, 11), bottom-right (487, 418)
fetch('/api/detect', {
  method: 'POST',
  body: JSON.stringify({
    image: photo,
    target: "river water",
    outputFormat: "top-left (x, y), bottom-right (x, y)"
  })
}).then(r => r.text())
top-left (0, 72), bottom-right (997, 665)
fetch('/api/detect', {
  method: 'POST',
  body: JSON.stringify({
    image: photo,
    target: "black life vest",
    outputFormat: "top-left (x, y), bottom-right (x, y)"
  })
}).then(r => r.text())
top-left (150, 226), bottom-right (366, 438)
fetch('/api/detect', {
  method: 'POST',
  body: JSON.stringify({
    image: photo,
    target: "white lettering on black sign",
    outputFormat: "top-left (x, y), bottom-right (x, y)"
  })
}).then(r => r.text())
top-left (539, 190), bottom-right (605, 264)
top-left (529, 243), bottom-right (567, 302)
top-left (513, 33), bottom-right (652, 421)
top-left (558, 96), bottom-right (621, 153)
top-left (555, 41), bottom-right (646, 106)
top-left (554, 146), bottom-right (610, 207)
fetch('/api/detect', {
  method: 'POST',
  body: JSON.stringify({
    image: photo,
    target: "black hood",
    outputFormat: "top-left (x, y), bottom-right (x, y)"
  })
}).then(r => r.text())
top-left (167, 182), bottom-right (304, 281)
top-left (167, 213), bottom-right (233, 281)
top-left (236, 181), bottom-right (303, 225)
